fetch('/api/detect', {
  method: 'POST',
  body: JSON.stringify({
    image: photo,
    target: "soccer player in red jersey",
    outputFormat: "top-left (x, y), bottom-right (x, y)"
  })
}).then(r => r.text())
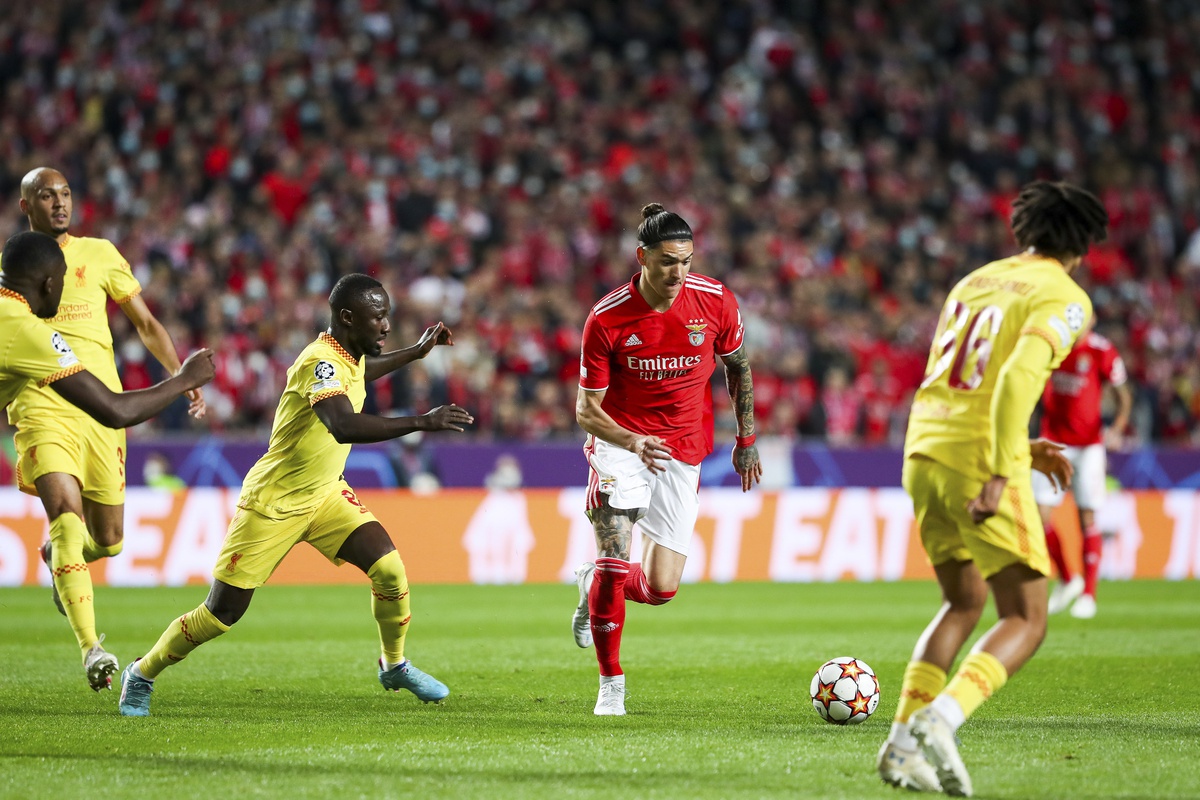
top-left (570, 203), bottom-right (762, 716)
top-left (1033, 327), bottom-right (1132, 619)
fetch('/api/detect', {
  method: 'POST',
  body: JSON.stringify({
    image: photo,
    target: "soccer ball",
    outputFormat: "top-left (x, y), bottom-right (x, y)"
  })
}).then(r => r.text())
top-left (810, 656), bottom-right (880, 725)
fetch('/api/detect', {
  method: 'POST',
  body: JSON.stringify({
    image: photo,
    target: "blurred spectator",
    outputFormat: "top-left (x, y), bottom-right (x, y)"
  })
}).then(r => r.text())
top-left (388, 430), bottom-right (440, 490)
top-left (143, 452), bottom-right (186, 491)
top-left (3, 1), bottom-right (1199, 446)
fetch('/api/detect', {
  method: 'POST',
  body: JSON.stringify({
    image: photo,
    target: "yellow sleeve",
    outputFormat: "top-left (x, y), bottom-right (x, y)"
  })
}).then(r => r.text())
top-left (100, 241), bottom-right (142, 304)
top-left (1019, 291), bottom-right (1091, 362)
top-left (11, 320), bottom-right (86, 387)
top-left (305, 355), bottom-right (348, 406)
top-left (989, 334), bottom-right (1054, 477)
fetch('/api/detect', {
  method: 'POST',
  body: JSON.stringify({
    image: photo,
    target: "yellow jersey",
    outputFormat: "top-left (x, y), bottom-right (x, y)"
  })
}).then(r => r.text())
top-left (905, 254), bottom-right (1092, 483)
top-left (5, 234), bottom-right (141, 426)
top-left (0, 289), bottom-right (85, 410)
top-left (237, 332), bottom-right (366, 518)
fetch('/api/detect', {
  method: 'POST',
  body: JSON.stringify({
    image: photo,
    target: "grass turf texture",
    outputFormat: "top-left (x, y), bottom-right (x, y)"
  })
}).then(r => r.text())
top-left (2, 580), bottom-right (1197, 799)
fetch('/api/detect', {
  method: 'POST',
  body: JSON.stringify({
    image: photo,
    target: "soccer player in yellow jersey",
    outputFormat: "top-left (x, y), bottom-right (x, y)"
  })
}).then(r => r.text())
top-left (118, 273), bottom-right (474, 717)
top-left (0, 231), bottom-right (214, 690)
top-left (877, 182), bottom-right (1109, 797)
top-left (7, 167), bottom-right (206, 689)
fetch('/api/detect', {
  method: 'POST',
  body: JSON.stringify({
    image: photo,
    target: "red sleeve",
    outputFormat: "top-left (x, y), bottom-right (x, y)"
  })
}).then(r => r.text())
top-left (713, 289), bottom-right (745, 356)
top-left (579, 311), bottom-right (612, 391)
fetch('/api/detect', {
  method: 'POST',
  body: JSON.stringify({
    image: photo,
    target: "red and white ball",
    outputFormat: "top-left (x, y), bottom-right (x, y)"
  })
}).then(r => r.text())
top-left (809, 656), bottom-right (880, 725)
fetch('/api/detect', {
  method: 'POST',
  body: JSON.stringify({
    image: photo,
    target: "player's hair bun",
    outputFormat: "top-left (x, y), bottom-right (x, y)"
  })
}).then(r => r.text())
top-left (641, 203), bottom-right (667, 219)
top-left (637, 203), bottom-right (693, 247)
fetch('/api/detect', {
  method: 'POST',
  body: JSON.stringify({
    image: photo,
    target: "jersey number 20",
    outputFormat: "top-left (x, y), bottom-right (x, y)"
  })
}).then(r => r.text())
top-left (920, 301), bottom-right (1005, 391)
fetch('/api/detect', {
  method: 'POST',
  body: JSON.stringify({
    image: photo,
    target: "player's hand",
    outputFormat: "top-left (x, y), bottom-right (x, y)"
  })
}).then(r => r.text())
top-left (631, 435), bottom-right (673, 474)
top-left (732, 443), bottom-right (762, 492)
top-left (423, 404), bottom-right (474, 432)
top-left (176, 349), bottom-right (215, 390)
top-left (185, 387), bottom-right (207, 419)
top-left (1030, 438), bottom-right (1072, 492)
top-left (967, 475), bottom-right (1008, 524)
top-left (416, 322), bottom-right (454, 357)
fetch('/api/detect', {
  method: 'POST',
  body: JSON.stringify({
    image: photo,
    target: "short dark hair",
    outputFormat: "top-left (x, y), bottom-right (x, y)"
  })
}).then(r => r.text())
top-left (637, 203), bottom-right (693, 248)
top-left (328, 273), bottom-right (384, 312)
top-left (1010, 181), bottom-right (1108, 261)
top-left (2, 231), bottom-right (64, 279)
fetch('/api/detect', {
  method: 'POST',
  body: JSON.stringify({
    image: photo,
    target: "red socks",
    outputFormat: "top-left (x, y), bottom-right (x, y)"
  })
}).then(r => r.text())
top-left (591, 560), bottom-right (678, 677)
top-left (1082, 525), bottom-right (1102, 597)
top-left (1045, 524), bottom-right (1072, 582)
top-left (624, 563), bottom-right (677, 606)
top-left (590, 558), bottom-right (629, 676)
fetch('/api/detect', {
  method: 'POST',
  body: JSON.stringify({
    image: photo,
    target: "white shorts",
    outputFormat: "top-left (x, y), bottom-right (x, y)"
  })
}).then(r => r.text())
top-left (584, 437), bottom-right (701, 557)
top-left (1032, 443), bottom-right (1107, 510)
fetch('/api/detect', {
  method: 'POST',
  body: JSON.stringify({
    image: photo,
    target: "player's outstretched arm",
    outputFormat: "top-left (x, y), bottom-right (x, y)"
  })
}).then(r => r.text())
top-left (313, 392), bottom-right (473, 444)
top-left (364, 322), bottom-right (454, 383)
top-left (720, 345), bottom-right (762, 492)
top-left (50, 349), bottom-right (215, 429)
top-left (575, 386), bottom-right (672, 474)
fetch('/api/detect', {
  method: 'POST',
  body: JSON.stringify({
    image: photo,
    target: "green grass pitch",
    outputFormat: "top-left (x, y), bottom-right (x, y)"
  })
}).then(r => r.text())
top-left (2, 580), bottom-right (1197, 799)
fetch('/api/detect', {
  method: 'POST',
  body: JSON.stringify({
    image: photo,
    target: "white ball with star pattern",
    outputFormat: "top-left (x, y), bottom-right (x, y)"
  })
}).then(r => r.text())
top-left (809, 656), bottom-right (880, 725)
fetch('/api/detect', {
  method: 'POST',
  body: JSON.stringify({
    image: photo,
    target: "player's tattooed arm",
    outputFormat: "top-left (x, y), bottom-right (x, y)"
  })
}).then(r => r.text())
top-left (722, 345), bottom-right (756, 438)
top-left (721, 345), bottom-right (763, 491)
top-left (590, 503), bottom-right (635, 560)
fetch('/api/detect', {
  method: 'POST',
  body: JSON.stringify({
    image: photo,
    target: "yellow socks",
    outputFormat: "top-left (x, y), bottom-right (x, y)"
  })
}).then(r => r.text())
top-left (894, 660), bottom-right (948, 724)
top-left (81, 535), bottom-right (122, 563)
top-left (137, 603), bottom-right (231, 680)
top-left (49, 513), bottom-right (98, 659)
top-left (943, 651), bottom-right (1008, 721)
top-left (368, 551), bottom-right (411, 667)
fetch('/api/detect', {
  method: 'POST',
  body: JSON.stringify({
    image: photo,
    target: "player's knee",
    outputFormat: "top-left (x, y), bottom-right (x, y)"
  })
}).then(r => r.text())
top-left (367, 550), bottom-right (407, 593)
top-left (97, 539), bottom-right (123, 559)
top-left (946, 595), bottom-right (986, 623)
top-left (92, 527), bottom-right (124, 549)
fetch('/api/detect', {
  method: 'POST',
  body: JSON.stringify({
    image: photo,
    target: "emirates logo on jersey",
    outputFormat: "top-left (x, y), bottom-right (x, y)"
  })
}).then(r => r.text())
top-left (685, 319), bottom-right (708, 346)
top-left (626, 354), bottom-right (704, 381)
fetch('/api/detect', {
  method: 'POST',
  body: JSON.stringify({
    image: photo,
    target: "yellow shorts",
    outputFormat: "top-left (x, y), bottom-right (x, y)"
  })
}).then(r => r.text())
top-left (214, 480), bottom-right (379, 589)
top-left (15, 417), bottom-right (127, 505)
top-left (903, 455), bottom-right (1049, 579)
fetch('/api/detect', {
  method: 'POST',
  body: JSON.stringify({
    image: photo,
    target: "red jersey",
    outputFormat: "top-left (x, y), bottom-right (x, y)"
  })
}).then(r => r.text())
top-left (1039, 332), bottom-right (1127, 446)
top-left (579, 273), bottom-right (745, 465)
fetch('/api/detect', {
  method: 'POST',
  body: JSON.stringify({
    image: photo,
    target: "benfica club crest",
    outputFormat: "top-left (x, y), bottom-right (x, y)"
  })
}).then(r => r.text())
top-left (686, 321), bottom-right (708, 346)
top-left (1077, 354), bottom-right (1091, 373)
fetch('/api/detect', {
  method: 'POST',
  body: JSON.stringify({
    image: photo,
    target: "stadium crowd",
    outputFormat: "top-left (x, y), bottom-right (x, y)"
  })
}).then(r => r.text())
top-left (2, 0), bottom-right (1199, 445)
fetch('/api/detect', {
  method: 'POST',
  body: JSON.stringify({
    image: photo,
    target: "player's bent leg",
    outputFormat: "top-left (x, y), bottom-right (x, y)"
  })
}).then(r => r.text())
top-left (337, 521), bottom-right (449, 703)
top-left (637, 538), bottom-right (684, 604)
top-left (911, 560), bottom-right (988, 673)
top-left (883, 560), bottom-right (982, 793)
top-left (81, 499), bottom-right (125, 561)
top-left (977, 563), bottom-right (1048, 674)
top-left (120, 584), bottom-right (243, 717)
top-left (35, 474), bottom-right (89, 625)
